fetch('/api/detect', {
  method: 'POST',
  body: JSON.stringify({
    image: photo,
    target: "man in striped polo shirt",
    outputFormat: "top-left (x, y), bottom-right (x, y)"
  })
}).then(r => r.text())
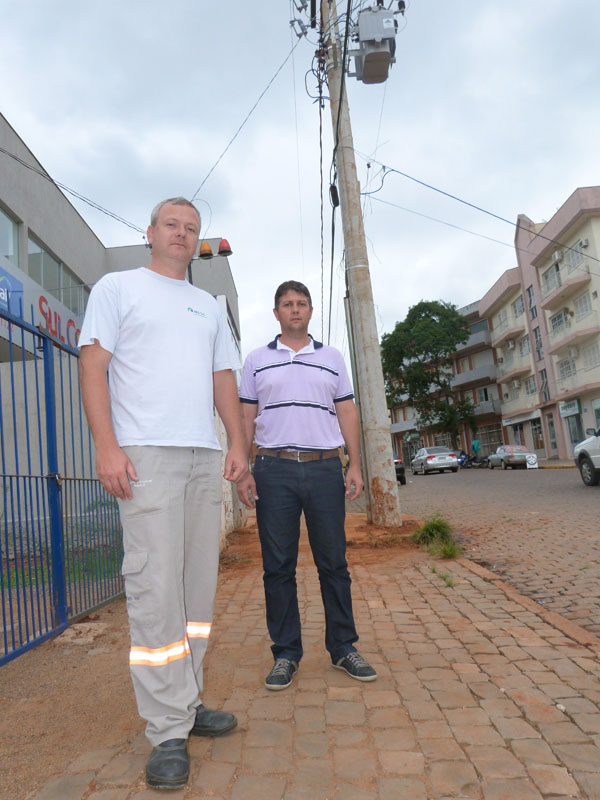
top-left (237, 280), bottom-right (377, 690)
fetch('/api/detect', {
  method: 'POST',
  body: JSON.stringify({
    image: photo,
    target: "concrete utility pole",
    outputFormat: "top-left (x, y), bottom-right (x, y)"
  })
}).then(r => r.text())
top-left (321, 0), bottom-right (401, 526)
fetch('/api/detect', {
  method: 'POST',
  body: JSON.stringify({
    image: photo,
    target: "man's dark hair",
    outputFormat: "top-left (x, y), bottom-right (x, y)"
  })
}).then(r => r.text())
top-left (274, 280), bottom-right (313, 309)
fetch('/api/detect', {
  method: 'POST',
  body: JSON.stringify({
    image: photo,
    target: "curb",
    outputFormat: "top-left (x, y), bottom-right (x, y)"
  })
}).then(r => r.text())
top-left (458, 556), bottom-right (600, 653)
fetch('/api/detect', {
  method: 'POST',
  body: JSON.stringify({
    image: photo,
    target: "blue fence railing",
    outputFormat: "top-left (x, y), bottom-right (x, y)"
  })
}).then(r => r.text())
top-left (1, 307), bottom-right (124, 666)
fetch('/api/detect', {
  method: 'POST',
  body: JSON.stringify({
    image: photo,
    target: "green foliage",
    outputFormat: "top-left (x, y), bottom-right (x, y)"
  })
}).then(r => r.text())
top-left (412, 514), bottom-right (463, 560)
top-left (412, 514), bottom-right (452, 545)
top-left (380, 300), bottom-right (476, 446)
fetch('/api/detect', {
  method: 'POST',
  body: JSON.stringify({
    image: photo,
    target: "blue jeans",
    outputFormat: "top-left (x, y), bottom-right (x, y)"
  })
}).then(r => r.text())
top-left (253, 454), bottom-right (358, 663)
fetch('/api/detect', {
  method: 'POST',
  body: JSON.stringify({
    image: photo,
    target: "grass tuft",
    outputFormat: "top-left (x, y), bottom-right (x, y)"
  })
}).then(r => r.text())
top-left (412, 514), bottom-right (463, 561)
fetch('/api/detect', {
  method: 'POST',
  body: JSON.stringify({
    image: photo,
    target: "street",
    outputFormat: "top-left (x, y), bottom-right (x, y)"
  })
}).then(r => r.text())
top-left (396, 466), bottom-right (600, 636)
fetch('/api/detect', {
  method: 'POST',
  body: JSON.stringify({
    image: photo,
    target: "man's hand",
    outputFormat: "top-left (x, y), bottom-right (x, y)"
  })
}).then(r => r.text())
top-left (236, 473), bottom-right (259, 508)
top-left (345, 464), bottom-right (364, 501)
top-left (223, 445), bottom-right (250, 484)
top-left (96, 444), bottom-right (138, 500)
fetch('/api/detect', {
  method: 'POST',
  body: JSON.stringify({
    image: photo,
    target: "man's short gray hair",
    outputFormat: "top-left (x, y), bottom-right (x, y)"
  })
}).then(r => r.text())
top-left (150, 197), bottom-right (201, 228)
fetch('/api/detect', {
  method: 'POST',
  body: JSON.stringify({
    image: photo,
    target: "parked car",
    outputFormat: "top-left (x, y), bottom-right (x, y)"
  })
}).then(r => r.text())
top-left (411, 447), bottom-right (458, 475)
top-left (394, 458), bottom-right (407, 486)
top-left (488, 444), bottom-right (534, 470)
top-left (573, 427), bottom-right (600, 486)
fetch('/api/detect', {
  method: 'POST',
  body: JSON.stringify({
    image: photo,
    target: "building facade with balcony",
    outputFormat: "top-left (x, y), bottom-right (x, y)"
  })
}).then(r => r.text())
top-left (388, 186), bottom-right (600, 462)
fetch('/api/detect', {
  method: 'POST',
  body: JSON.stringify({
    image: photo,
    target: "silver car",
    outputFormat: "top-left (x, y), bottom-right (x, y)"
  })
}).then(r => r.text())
top-left (411, 446), bottom-right (458, 475)
top-left (573, 427), bottom-right (600, 486)
top-left (488, 444), bottom-right (533, 470)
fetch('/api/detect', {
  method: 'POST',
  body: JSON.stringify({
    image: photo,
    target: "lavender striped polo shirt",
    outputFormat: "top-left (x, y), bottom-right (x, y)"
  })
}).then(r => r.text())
top-left (239, 335), bottom-right (354, 451)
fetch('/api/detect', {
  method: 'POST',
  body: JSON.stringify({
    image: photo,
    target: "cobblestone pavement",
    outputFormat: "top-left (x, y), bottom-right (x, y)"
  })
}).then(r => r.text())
top-left (397, 464), bottom-right (600, 637)
top-left (26, 508), bottom-right (600, 800)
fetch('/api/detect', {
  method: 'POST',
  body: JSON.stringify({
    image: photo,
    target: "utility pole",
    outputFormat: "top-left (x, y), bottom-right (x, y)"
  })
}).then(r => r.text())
top-left (321, 0), bottom-right (401, 527)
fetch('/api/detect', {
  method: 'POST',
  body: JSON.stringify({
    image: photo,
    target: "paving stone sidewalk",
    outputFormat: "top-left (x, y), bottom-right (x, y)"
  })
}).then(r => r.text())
top-left (31, 514), bottom-right (600, 800)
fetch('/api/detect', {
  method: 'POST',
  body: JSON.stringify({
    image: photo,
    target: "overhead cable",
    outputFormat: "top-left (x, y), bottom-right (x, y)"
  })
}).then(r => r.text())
top-left (191, 37), bottom-right (304, 202)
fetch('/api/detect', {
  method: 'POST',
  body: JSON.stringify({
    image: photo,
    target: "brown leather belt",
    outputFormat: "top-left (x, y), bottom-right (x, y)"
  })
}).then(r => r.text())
top-left (256, 447), bottom-right (340, 462)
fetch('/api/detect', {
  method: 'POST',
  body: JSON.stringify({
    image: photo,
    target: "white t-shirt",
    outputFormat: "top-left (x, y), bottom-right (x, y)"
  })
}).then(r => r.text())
top-left (78, 267), bottom-right (240, 448)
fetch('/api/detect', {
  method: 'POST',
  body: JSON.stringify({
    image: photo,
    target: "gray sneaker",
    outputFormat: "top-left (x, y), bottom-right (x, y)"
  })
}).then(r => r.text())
top-left (265, 658), bottom-right (299, 690)
top-left (333, 651), bottom-right (377, 681)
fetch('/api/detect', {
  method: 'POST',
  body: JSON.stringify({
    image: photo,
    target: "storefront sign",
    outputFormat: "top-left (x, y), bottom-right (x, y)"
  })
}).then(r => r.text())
top-left (526, 454), bottom-right (539, 469)
top-left (0, 259), bottom-right (82, 353)
top-left (559, 399), bottom-right (581, 418)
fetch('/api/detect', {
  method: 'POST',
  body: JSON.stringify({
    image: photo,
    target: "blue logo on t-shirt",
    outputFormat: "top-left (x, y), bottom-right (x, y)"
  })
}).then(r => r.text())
top-left (187, 306), bottom-right (207, 318)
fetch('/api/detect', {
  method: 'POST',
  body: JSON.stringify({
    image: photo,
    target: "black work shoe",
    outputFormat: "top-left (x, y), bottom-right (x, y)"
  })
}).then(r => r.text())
top-left (191, 704), bottom-right (237, 737)
top-left (265, 657), bottom-right (299, 690)
top-left (333, 651), bottom-right (377, 681)
top-left (146, 738), bottom-right (189, 789)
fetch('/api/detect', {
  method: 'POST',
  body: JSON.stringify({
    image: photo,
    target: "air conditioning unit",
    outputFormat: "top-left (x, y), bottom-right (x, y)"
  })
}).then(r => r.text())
top-left (568, 346), bottom-right (579, 359)
top-left (506, 340), bottom-right (515, 350)
top-left (552, 249), bottom-right (563, 263)
top-left (511, 380), bottom-right (521, 389)
top-left (579, 238), bottom-right (589, 248)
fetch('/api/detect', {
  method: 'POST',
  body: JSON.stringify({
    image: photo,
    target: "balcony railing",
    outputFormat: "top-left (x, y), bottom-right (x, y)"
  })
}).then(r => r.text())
top-left (496, 352), bottom-right (532, 379)
top-left (548, 309), bottom-right (599, 349)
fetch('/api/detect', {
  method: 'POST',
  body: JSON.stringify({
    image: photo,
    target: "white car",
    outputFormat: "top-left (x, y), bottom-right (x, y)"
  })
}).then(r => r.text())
top-left (411, 447), bottom-right (458, 475)
top-left (573, 428), bottom-right (600, 486)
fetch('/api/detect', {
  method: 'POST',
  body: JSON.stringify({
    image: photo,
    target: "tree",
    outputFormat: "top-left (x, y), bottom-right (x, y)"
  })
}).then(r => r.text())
top-left (380, 300), bottom-right (476, 449)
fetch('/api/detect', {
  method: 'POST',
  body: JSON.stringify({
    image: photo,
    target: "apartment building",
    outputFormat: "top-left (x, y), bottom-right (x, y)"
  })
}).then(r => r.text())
top-left (389, 186), bottom-right (600, 462)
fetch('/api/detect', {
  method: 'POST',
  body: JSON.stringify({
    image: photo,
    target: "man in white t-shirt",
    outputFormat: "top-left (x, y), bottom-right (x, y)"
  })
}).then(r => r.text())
top-left (79, 198), bottom-right (247, 790)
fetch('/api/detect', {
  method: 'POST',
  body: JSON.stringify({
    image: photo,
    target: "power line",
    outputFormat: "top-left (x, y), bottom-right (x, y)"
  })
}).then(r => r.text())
top-left (190, 37), bottom-right (304, 202)
top-left (357, 152), bottom-right (600, 268)
top-left (0, 145), bottom-right (144, 234)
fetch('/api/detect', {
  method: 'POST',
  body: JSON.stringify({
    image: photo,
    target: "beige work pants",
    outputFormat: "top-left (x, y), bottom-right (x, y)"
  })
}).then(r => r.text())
top-left (118, 446), bottom-right (222, 745)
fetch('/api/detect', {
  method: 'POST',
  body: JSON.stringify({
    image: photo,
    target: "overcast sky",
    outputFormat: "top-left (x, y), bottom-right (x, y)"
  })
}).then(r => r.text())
top-left (3, 1), bottom-right (600, 362)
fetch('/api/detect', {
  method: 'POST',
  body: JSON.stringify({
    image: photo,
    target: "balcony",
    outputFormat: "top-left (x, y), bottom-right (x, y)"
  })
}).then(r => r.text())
top-left (540, 263), bottom-right (591, 311)
top-left (451, 363), bottom-right (497, 389)
top-left (490, 314), bottom-right (527, 347)
top-left (496, 352), bottom-right (533, 382)
top-left (554, 362), bottom-right (600, 401)
top-left (547, 310), bottom-right (600, 355)
top-left (500, 390), bottom-right (540, 417)
top-left (473, 399), bottom-right (500, 416)
top-left (390, 418), bottom-right (418, 434)
top-left (455, 328), bottom-right (491, 354)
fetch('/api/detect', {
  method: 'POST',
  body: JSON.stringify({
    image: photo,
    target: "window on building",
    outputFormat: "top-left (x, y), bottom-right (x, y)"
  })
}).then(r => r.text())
top-left (28, 236), bottom-right (88, 316)
top-left (519, 335), bottom-right (531, 357)
top-left (477, 387), bottom-right (489, 403)
top-left (550, 308), bottom-right (570, 337)
top-left (0, 206), bottom-right (20, 267)
top-left (542, 262), bottom-right (561, 294)
top-left (574, 291), bottom-right (592, 321)
top-left (433, 432), bottom-right (452, 448)
top-left (539, 368), bottom-right (550, 402)
top-left (496, 308), bottom-right (508, 330)
top-left (533, 327), bottom-right (543, 360)
top-left (582, 340), bottom-right (600, 371)
top-left (469, 319), bottom-right (488, 334)
top-left (475, 423), bottom-right (503, 456)
top-left (526, 285), bottom-right (537, 320)
top-left (524, 375), bottom-right (537, 395)
top-left (564, 243), bottom-right (584, 273)
top-left (557, 357), bottom-right (576, 380)
top-left (531, 418), bottom-right (544, 450)
top-left (511, 295), bottom-right (525, 318)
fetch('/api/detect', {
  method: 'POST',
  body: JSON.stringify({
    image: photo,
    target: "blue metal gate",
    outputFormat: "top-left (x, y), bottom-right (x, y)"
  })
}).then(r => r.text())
top-left (1, 307), bottom-right (123, 665)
